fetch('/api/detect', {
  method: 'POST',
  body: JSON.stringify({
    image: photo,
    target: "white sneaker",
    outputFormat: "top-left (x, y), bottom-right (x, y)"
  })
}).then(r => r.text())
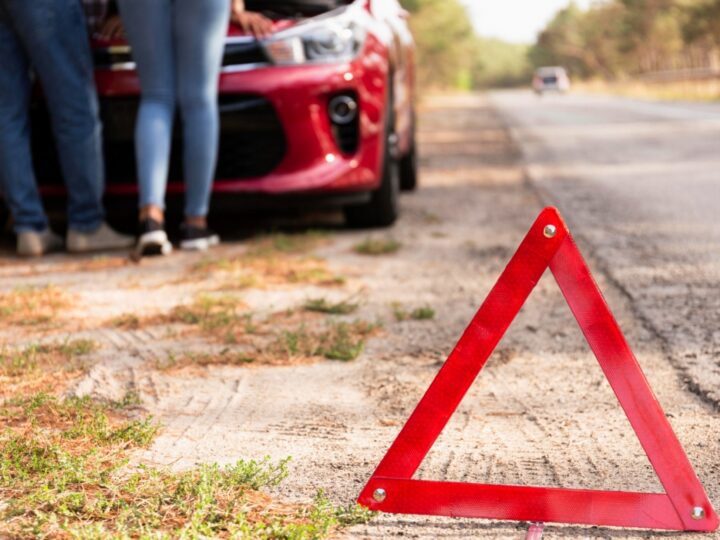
top-left (66, 222), bottom-right (135, 253)
top-left (134, 218), bottom-right (173, 259)
top-left (17, 228), bottom-right (63, 257)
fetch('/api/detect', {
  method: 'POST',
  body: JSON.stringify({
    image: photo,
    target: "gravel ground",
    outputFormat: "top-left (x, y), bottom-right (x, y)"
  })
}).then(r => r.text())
top-left (1, 93), bottom-right (717, 539)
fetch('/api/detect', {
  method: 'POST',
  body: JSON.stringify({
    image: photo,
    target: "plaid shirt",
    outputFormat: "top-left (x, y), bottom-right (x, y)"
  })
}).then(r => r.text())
top-left (81, 0), bottom-right (110, 35)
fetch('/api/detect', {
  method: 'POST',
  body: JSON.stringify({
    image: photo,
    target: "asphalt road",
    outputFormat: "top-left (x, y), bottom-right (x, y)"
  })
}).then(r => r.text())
top-left (490, 91), bottom-right (720, 409)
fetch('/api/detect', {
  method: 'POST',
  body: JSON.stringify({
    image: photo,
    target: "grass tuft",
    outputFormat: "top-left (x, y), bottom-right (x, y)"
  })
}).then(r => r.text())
top-left (303, 297), bottom-right (359, 315)
top-left (266, 320), bottom-right (378, 363)
top-left (111, 312), bottom-right (141, 330)
top-left (353, 237), bottom-right (402, 256)
top-left (0, 339), bottom-right (98, 379)
top-left (392, 303), bottom-right (436, 321)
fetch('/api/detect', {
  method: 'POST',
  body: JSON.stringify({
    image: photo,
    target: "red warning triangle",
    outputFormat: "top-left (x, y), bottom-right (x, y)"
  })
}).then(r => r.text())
top-left (358, 207), bottom-right (718, 531)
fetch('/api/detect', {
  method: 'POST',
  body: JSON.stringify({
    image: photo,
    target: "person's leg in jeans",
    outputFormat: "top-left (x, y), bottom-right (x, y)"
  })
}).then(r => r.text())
top-left (117, 0), bottom-right (175, 255)
top-left (0, 2), bottom-right (49, 235)
top-left (0, 0), bottom-right (133, 254)
top-left (3, 0), bottom-right (104, 232)
top-left (174, 0), bottom-right (229, 249)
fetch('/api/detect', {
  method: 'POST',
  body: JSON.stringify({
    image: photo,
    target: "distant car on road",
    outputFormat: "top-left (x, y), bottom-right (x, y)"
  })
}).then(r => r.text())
top-left (31, 0), bottom-right (417, 228)
top-left (532, 66), bottom-right (570, 95)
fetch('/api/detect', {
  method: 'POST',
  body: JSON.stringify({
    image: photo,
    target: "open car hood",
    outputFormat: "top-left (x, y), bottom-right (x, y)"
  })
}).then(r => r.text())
top-left (245, 0), bottom-right (355, 18)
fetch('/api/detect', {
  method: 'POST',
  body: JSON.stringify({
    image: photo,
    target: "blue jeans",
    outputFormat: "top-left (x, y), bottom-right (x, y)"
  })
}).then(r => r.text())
top-left (117, 0), bottom-right (229, 218)
top-left (0, 0), bottom-right (105, 233)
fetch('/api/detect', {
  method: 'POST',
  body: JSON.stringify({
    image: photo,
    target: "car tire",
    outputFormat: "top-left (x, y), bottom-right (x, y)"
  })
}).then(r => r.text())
top-left (343, 92), bottom-right (400, 229)
top-left (399, 142), bottom-right (418, 192)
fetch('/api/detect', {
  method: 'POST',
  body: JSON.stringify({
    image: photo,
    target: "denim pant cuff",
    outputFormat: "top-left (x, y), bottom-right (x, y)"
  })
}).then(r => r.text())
top-left (67, 220), bottom-right (103, 233)
top-left (14, 222), bottom-right (50, 234)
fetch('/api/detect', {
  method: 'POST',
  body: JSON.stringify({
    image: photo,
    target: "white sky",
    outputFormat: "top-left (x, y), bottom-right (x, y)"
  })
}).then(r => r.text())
top-left (459, 0), bottom-right (592, 44)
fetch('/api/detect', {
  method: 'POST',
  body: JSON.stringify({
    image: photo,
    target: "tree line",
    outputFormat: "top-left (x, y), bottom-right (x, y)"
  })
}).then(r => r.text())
top-left (531, 0), bottom-right (720, 79)
top-left (402, 0), bottom-right (720, 91)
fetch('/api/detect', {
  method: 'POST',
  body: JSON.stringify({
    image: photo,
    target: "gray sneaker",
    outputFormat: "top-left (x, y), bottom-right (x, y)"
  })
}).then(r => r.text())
top-left (17, 228), bottom-right (64, 257)
top-left (67, 222), bottom-right (134, 253)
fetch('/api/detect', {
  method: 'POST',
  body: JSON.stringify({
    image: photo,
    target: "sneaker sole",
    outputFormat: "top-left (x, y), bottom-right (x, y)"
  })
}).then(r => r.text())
top-left (136, 231), bottom-right (173, 257)
top-left (180, 235), bottom-right (220, 251)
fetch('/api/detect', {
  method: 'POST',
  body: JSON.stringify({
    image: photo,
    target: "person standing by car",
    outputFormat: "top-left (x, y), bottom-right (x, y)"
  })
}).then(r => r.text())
top-left (116, 0), bottom-right (272, 257)
top-left (0, 0), bottom-right (134, 256)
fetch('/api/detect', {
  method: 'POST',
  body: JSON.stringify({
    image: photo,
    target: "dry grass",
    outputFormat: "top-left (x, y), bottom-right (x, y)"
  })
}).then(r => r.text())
top-left (0, 285), bottom-right (73, 326)
top-left (155, 307), bottom-right (380, 370)
top-left (189, 231), bottom-right (346, 290)
top-left (0, 339), bottom-right (98, 399)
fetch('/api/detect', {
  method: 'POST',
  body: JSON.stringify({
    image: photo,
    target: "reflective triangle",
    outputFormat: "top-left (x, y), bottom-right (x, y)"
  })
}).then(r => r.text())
top-left (358, 207), bottom-right (718, 531)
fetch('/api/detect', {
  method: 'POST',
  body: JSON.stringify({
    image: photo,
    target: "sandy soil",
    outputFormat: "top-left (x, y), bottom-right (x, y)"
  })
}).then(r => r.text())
top-left (1, 94), bottom-right (718, 539)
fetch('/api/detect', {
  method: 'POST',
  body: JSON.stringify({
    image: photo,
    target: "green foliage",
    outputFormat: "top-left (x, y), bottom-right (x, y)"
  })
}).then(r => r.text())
top-left (400, 0), bottom-right (477, 90)
top-left (530, 0), bottom-right (720, 80)
top-left (471, 38), bottom-right (533, 88)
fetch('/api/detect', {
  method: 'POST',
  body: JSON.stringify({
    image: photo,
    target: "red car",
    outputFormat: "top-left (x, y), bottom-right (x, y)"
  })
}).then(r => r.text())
top-left (31, 0), bottom-right (417, 228)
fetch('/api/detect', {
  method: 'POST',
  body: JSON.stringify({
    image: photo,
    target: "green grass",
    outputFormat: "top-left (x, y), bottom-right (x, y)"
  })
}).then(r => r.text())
top-left (303, 298), bottom-right (359, 315)
top-left (392, 303), bottom-right (436, 322)
top-left (170, 293), bottom-right (245, 332)
top-left (0, 392), bottom-right (373, 539)
top-left (0, 339), bottom-right (98, 378)
top-left (353, 237), bottom-right (402, 256)
top-left (267, 321), bottom-right (378, 363)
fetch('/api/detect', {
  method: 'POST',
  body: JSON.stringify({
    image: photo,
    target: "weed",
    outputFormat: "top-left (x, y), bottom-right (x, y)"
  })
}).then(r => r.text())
top-left (262, 320), bottom-right (377, 363)
top-left (169, 293), bottom-right (245, 331)
top-left (0, 339), bottom-right (98, 378)
top-left (353, 237), bottom-right (401, 256)
top-left (320, 322), bottom-right (366, 361)
top-left (303, 297), bottom-right (359, 315)
top-left (411, 306), bottom-right (436, 320)
top-left (392, 303), bottom-right (435, 321)
top-left (111, 312), bottom-right (141, 330)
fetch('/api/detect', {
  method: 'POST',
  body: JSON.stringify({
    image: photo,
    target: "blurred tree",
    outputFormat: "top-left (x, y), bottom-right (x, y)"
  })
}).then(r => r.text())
top-left (685, 0), bottom-right (720, 46)
top-left (530, 0), bottom-right (720, 78)
top-left (471, 38), bottom-right (532, 88)
top-left (399, 0), bottom-right (476, 90)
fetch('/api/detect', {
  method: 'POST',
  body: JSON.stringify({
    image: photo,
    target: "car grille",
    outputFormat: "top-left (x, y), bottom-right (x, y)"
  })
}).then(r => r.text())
top-left (31, 95), bottom-right (287, 187)
top-left (94, 40), bottom-right (269, 71)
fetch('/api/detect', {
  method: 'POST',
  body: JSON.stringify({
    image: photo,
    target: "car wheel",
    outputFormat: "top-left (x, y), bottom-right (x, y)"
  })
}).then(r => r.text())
top-left (344, 94), bottom-right (400, 229)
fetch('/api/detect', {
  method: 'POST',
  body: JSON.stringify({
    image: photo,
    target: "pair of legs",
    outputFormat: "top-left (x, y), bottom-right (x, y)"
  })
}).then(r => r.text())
top-left (117, 0), bottom-right (230, 229)
top-left (0, 0), bottom-right (105, 234)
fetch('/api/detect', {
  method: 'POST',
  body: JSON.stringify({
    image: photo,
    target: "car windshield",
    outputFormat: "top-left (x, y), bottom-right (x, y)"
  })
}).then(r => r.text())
top-left (245, 0), bottom-right (353, 17)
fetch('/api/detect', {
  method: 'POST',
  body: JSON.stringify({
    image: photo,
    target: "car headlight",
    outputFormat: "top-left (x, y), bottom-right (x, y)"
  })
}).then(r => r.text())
top-left (263, 11), bottom-right (366, 65)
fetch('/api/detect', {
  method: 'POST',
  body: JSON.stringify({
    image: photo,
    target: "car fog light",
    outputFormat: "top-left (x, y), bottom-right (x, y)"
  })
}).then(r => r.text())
top-left (328, 95), bottom-right (358, 125)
